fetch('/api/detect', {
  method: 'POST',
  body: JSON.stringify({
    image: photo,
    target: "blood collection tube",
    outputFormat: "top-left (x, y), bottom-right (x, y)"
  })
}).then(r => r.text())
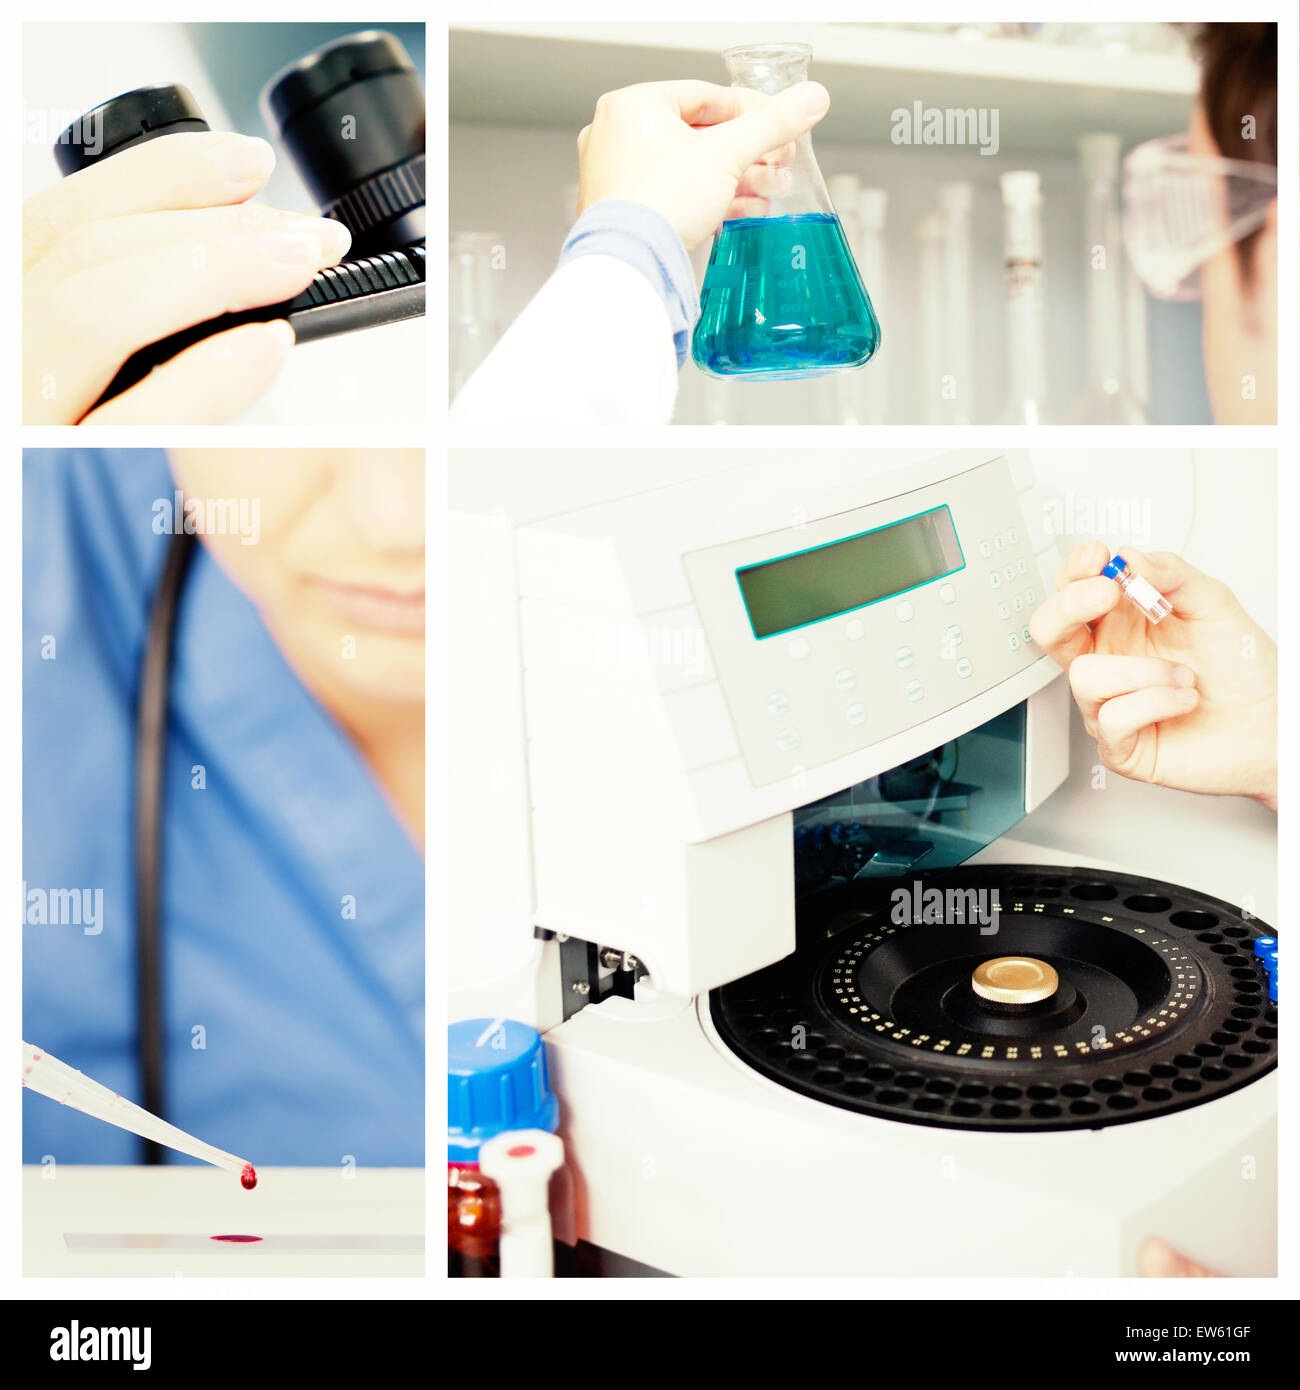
top-left (1101, 555), bottom-right (1172, 623)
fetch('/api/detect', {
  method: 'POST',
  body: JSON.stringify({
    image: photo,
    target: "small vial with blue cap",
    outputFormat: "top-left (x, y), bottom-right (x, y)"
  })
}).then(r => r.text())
top-left (1253, 936), bottom-right (1278, 1004)
top-left (1102, 555), bottom-right (1172, 624)
top-left (448, 1017), bottom-right (566, 1278)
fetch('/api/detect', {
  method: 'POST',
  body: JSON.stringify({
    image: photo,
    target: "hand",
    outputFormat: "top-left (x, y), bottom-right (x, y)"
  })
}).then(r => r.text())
top-left (1028, 542), bottom-right (1277, 807)
top-left (576, 79), bottom-right (830, 251)
top-left (24, 132), bottom-right (352, 424)
top-left (1139, 1237), bottom-right (1218, 1277)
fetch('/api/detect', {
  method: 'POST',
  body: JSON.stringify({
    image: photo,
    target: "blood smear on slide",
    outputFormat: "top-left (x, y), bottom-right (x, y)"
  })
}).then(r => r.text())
top-left (64, 1233), bottom-right (424, 1251)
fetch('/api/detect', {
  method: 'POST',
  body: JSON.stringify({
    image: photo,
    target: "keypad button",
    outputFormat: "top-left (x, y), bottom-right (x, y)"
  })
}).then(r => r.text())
top-left (895, 646), bottom-right (914, 669)
top-left (833, 667), bottom-right (856, 692)
top-left (905, 679), bottom-right (925, 703)
top-left (997, 601), bottom-right (1010, 620)
top-left (776, 728), bottom-right (800, 752)
top-left (844, 618), bottom-right (865, 641)
top-left (896, 600), bottom-right (914, 622)
top-left (787, 636), bottom-right (811, 660)
top-left (845, 703), bottom-right (866, 727)
top-left (955, 657), bottom-right (973, 679)
top-left (939, 582), bottom-right (956, 604)
top-left (766, 691), bottom-right (789, 717)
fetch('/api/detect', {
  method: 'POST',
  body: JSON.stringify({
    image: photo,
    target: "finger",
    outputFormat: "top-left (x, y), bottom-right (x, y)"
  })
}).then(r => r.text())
top-left (27, 204), bottom-right (351, 295)
top-left (81, 320), bottom-right (294, 425)
top-left (1096, 685), bottom-right (1199, 767)
top-left (1068, 654), bottom-right (1197, 735)
top-left (31, 231), bottom-right (337, 419)
top-left (735, 160), bottom-right (796, 201)
top-left (650, 80), bottom-right (769, 128)
top-left (1054, 540), bottom-right (1113, 592)
top-left (1027, 575), bottom-right (1122, 668)
top-left (1138, 1237), bottom-right (1218, 1278)
top-left (723, 195), bottom-right (769, 222)
top-left (701, 82), bottom-right (830, 177)
top-left (25, 132), bottom-right (276, 269)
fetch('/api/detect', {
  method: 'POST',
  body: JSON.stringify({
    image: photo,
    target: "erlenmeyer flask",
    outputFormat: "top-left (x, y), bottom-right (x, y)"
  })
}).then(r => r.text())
top-left (691, 43), bottom-right (880, 380)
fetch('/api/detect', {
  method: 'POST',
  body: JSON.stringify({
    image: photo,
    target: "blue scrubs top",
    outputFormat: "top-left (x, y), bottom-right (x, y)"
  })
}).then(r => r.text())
top-left (22, 451), bottom-right (424, 1167)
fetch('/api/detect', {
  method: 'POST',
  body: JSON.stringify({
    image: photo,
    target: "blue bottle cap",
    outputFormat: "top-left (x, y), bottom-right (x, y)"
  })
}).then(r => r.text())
top-left (1264, 950), bottom-right (1278, 968)
top-left (448, 1018), bottom-right (559, 1164)
top-left (1101, 555), bottom-right (1127, 580)
top-left (1253, 937), bottom-right (1278, 957)
top-left (1268, 976), bottom-right (1277, 1003)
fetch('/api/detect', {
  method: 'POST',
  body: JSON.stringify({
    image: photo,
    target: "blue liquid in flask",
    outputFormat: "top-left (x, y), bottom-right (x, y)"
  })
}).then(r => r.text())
top-left (692, 213), bottom-right (880, 379)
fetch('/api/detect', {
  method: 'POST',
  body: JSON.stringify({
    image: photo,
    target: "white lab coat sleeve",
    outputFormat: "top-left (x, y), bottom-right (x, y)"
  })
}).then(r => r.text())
top-left (449, 254), bottom-right (680, 427)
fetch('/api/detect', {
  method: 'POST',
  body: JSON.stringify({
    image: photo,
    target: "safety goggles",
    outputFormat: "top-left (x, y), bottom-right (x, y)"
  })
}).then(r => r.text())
top-left (1123, 134), bottom-right (1277, 300)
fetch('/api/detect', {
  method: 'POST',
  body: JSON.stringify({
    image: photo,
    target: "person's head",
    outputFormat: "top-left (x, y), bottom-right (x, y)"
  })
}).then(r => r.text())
top-left (166, 450), bottom-right (425, 707)
top-left (1187, 22), bottom-right (1277, 423)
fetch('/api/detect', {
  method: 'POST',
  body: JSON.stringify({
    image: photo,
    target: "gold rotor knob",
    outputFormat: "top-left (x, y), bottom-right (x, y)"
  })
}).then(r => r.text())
top-left (971, 956), bottom-right (1059, 1006)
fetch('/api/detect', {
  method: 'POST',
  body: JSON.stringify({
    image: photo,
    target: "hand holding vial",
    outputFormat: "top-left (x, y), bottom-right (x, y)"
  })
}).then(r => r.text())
top-left (1028, 541), bottom-right (1277, 807)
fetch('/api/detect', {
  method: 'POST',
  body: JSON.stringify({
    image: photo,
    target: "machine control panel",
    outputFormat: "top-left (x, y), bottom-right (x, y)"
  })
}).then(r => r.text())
top-left (683, 456), bottom-right (1045, 787)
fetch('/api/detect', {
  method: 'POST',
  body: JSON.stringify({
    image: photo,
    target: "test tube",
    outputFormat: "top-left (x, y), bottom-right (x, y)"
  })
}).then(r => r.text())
top-left (1101, 555), bottom-right (1172, 623)
top-left (826, 175), bottom-right (865, 425)
top-left (937, 182), bottom-right (975, 425)
top-left (918, 212), bottom-right (946, 425)
top-left (858, 189), bottom-right (890, 426)
top-left (1069, 135), bottom-right (1146, 423)
top-left (449, 231), bottom-right (503, 400)
top-left (999, 171), bottom-right (1050, 425)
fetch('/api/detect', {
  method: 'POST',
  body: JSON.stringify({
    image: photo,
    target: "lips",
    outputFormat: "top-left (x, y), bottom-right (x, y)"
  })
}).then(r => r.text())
top-left (311, 580), bottom-right (425, 636)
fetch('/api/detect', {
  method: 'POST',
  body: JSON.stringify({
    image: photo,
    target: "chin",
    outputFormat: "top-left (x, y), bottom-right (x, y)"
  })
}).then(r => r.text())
top-left (314, 630), bottom-right (425, 704)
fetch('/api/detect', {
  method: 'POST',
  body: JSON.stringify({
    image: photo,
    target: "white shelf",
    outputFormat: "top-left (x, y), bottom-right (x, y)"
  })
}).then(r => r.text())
top-left (450, 22), bottom-right (1197, 155)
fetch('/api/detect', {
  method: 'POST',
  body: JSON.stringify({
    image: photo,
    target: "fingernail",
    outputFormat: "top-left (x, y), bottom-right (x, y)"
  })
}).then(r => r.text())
top-left (798, 82), bottom-right (829, 118)
top-left (1172, 665), bottom-right (1197, 688)
top-left (226, 320), bottom-right (295, 367)
top-left (289, 216), bottom-right (351, 262)
top-left (214, 135), bottom-right (275, 182)
top-left (1139, 1238), bottom-right (1181, 1278)
top-left (260, 231), bottom-right (322, 265)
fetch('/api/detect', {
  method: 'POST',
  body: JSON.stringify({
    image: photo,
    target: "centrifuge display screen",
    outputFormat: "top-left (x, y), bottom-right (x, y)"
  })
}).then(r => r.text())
top-left (737, 505), bottom-right (964, 638)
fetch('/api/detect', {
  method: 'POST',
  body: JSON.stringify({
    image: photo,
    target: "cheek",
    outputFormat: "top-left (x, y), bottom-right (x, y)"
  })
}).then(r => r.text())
top-left (198, 531), bottom-right (288, 610)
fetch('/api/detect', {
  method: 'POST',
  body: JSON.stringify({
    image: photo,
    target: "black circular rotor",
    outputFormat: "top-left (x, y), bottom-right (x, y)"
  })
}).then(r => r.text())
top-left (711, 866), bottom-right (1277, 1133)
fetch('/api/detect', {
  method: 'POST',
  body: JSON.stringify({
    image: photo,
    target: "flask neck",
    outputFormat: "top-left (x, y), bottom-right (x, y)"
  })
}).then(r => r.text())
top-left (723, 43), bottom-right (812, 93)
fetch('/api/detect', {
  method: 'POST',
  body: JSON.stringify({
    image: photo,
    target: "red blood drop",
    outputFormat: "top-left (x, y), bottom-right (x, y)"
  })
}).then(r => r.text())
top-left (211, 1234), bottom-right (262, 1243)
top-left (240, 1164), bottom-right (257, 1191)
top-left (507, 1145), bottom-right (536, 1158)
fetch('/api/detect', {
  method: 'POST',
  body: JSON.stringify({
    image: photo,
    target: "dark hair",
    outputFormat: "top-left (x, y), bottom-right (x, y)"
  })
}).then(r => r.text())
top-left (1190, 23), bottom-right (1276, 276)
top-left (1192, 22), bottom-right (1277, 166)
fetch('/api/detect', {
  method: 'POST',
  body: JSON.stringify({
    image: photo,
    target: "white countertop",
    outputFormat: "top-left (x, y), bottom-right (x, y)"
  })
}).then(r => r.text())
top-left (23, 1166), bottom-right (424, 1278)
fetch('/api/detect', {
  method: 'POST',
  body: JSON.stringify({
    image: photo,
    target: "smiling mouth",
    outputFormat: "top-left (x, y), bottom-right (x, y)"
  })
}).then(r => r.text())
top-left (312, 580), bottom-right (425, 636)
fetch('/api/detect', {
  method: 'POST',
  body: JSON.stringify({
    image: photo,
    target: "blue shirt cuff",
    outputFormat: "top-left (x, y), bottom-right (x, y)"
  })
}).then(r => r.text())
top-left (558, 200), bottom-right (699, 369)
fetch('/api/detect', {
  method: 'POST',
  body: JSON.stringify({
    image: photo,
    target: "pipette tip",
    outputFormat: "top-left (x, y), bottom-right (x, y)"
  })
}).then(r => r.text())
top-left (240, 1163), bottom-right (258, 1191)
